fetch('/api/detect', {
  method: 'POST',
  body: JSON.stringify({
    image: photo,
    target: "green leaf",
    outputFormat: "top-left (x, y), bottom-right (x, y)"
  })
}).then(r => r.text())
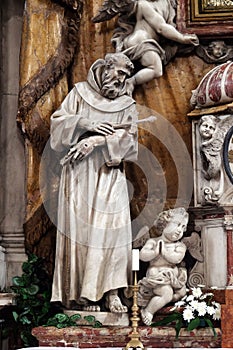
top-left (25, 284), bottom-right (40, 295)
top-left (12, 311), bottom-right (19, 322)
top-left (93, 320), bottom-right (102, 328)
top-left (70, 314), bottom-right (81, 321)
top-left (151, 312), bottom-right (181, 327)
top-left (12, 276), bottom-right (25, 287)
top-left (204, 318), bottom-right (216, 337)
top-left (84, 315), bottom-right (96, 323)
top-left (175, 318), bottom-right (183, 339)
top-left (55, 313), bottom-right (69, 323)
top-left (187, 317), bottom-right (200, 331)
top-left (20, 315), bottom-right (32, 325)
top-left (57, 323), bottom-right (69, 329)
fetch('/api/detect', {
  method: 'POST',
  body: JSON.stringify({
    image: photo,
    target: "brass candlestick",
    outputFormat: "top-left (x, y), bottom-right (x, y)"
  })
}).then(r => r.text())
top-left (124, 271), bottom-right (145, 350)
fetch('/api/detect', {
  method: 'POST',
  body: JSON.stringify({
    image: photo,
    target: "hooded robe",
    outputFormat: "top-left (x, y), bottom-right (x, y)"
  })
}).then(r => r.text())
top-left (50, 60), bottom-right (138, 307)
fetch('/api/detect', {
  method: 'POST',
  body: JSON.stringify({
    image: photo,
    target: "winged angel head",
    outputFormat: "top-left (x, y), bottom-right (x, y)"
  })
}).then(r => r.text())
top-left (92, 0), bottom-right (199, 94)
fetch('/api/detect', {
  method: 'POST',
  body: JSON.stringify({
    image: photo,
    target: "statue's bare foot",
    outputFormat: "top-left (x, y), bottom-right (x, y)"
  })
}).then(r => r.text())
top-left (141, 308), bottom-right (153, 325)
top-left (106, 294), bottom-right (128, 313)
top-left (83, 305), bottom-right (100, 312)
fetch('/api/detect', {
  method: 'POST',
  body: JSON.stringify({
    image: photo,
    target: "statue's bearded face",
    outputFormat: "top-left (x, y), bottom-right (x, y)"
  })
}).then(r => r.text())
top-left (101, 61), bottom-right (131, 99)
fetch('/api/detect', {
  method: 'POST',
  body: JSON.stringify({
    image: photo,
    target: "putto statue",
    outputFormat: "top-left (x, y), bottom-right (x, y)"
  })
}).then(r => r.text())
top-left (92, 0), bottom-right (199, 93)
top-left (138, 207), bottom-right (189, 325)
top-left (198, 114), bottom-right (233, 203)
top-left (50, 53), bottom-right (138, 313)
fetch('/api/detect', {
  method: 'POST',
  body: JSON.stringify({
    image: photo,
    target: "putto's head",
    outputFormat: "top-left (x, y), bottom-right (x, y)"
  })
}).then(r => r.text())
top-left (101, 53), bottom-right (134, 99)
top-left (199, 114), bottom-right (219, 140)
top-left (153, 207), bottom-right (189, 238)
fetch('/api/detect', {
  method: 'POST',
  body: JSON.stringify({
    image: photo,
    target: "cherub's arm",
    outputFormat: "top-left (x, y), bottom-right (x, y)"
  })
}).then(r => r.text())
top-left (137, 1), bottom-right (199, 45)
top-left (139, 239), bottom-right (160, 262)
top-left (161, 242), bottom-right (186, 264)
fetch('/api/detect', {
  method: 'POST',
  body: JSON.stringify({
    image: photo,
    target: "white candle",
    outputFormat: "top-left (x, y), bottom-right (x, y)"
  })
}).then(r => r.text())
top-left (132, 249), bottom-right (139, 271)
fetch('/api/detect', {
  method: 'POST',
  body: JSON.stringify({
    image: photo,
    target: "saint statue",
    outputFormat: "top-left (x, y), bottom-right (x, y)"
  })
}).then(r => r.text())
top-left (50, 53), bottom-right (138, 313)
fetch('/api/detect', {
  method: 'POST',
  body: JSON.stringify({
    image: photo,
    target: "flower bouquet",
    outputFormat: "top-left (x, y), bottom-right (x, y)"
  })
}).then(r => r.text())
top-left (151, 286), bottom-right (221, 338)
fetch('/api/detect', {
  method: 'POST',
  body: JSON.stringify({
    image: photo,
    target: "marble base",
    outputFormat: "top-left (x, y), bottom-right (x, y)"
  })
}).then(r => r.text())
top-left (32, 325), bottom-right (221, 348)
top-left (0, 292), bottom-right (15, 307)
top-left (64, 310), bottom-right (129, 327)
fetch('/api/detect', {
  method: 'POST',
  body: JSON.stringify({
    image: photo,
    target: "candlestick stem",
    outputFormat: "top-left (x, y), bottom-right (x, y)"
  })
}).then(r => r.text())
top-left (124, 271), bottom-right (145, 350)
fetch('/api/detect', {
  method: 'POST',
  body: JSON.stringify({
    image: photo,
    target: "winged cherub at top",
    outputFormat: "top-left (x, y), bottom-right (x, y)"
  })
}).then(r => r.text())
top-left (93, 0), bottom-right (199, 95)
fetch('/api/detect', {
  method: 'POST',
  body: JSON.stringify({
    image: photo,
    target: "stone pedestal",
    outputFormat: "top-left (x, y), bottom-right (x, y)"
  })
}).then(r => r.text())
top-left (0, 232), bottom-right (27, 287)
top-left (32, 325), bottom-right (221, 348)
top-left (64, 311), bottom-right (129, 327)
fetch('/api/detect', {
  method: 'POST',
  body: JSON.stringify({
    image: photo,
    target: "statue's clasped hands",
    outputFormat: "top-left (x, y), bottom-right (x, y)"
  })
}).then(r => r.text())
top-left (68, 120), bottom-right (115, 161)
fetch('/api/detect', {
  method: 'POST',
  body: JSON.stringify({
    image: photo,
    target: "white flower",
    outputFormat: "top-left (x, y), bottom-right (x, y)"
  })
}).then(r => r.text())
top-left (175, 300), bottom-right (185, 308)
top-left (206, 306), bottom-right (215, 315)
top-left (200, 292), bottom-right (214, 300)
top-left (196, 301), bottom-right (207, 316)
top-left (183, 308), bottom-right (194, 322)
top-left (169, 306), bottom-right (177, 312)
top-left (212, 301), bottom-right (221, 308)
top-left (213, 306), bottom-right (221, 320)
top-left (192, 287), bottom-right (202, 298)
top-left (186, 294), bottom-right (194, 302)
top-left (190, 299), bottom-right (199, 310)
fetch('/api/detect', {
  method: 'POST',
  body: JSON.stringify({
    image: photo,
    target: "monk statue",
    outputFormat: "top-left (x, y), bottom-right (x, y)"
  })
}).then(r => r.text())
top-left (50, 52), bottom-right (138, 313)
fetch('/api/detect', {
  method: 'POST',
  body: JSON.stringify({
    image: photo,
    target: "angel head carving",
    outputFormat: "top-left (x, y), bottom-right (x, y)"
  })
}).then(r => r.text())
top-left (198, 115), bottom-right (219, 143)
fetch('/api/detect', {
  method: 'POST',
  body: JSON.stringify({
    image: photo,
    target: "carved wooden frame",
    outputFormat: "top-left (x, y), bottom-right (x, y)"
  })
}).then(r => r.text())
top-left (177, 0), bottom-right (233, 37)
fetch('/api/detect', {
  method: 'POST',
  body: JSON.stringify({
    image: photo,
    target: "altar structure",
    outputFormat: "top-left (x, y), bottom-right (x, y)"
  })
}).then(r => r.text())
top-left (2, 0), bottom-right (233, 349)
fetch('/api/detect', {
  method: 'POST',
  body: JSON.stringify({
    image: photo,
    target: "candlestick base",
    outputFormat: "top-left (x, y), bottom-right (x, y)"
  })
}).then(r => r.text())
top-left (123, 271), bottom-right (146, 350)
top-left (124, 335), bottom-right (145, 350)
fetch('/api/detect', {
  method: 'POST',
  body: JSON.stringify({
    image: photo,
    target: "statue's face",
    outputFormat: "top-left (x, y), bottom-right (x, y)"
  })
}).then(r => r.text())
top-left (199, 118), bottom-right (216, 140)
top-left (163, 214), bottom-right (188, 242)
top-left (209, 42), bottom-right (226, 58)
top-left (101, 61), bottom-right (130, 99)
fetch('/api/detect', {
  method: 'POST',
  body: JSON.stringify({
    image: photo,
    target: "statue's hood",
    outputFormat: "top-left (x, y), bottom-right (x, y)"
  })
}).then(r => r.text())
top-left (74, 59), bottom-right (135, 112)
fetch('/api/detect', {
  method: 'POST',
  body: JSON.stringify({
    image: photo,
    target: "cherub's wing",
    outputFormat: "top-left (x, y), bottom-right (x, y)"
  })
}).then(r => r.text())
top-left (92, 0), bottom-right (135, 23)
top-left (182, 232), bottom-right (204, 262)
top-left (203, 116), bottom-right (233, 156)
top-left (133, 225), bottom-right (150, 248)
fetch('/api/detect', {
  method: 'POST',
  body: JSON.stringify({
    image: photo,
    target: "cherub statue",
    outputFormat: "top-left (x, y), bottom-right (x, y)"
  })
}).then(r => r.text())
top-left (199, 115), bottom-right (221, 181)
top-left (138, 207), bottom-right (189, 325)
top-left (198, 114), bottom-right (233, 203)
top-left (92, 0), bottom-right (199, 94)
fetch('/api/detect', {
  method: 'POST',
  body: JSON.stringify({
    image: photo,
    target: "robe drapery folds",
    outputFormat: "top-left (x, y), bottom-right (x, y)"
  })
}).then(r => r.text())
top-left (50, 61), bottom-right (138, 306)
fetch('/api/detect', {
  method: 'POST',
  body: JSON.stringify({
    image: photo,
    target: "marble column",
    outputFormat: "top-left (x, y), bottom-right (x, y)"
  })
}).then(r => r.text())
top-left (222, 209), bottom-right (233, 285)
top-left (195, 216), bottom-right (227, 288)
top-left (0, 0), bottom-right (27, 288)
